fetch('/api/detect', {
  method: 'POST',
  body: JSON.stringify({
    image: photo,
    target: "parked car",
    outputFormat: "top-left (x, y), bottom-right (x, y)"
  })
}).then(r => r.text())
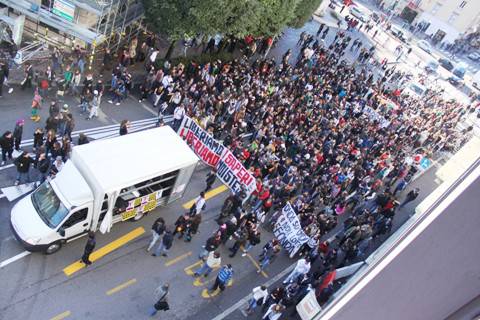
top-left (425, 61), bottom-right (439, 74)
top-left (448, 75), bottom-right (464, 87)
top-left (452, 66), bottom-right (466, 79)
top-left (390, 26), bottom-right (409, 43)
top-left (402, 82), bottom-right (427, 98)
top-left (350, 7), bottom-right (369, 23)
top-left (438, 58), bottom-right (454, 71)
top-left (370, 12), bottom-right (381, 23)
top-left (417, 40), bottom-right (432, 54)
top-left (467, 52), bottom-right (480, 61)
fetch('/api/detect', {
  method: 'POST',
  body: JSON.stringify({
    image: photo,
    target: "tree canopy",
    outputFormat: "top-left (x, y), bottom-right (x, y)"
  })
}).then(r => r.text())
top-left (289, 0), bottom-right (323, 29)
top-left (141, 0), bottom-right (323, 40)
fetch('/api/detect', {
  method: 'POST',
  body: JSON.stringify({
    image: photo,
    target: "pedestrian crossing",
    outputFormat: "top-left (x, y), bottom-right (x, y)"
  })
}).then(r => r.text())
top-left (0, 116), bottom-right (172, 199)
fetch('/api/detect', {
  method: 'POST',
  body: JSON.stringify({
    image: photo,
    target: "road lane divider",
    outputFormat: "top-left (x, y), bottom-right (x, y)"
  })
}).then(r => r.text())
top-left (49, 310), bottom-right (71, 320)
top-left (106, 278), bottom-right (137, 296)
top-left (201, 280), bottom-right (233, 298)
top-left (184, 260), bottom-right (203, 276)
top-left (244, 252), bottom-right (268, 278)
top-left (182, 185), bottom-right (229, 209)
top-left (0, 251), bottom-right (31, 269)
top-left (164, 251), bottom-right (192, 267)
top-left (63, 227), bottom-right (145, 276)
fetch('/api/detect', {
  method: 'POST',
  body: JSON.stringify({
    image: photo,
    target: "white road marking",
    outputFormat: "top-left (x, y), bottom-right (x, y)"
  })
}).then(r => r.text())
top-left (0, 251), bottom-right (31, 269)
top-left (0, 117), bottom-right (173, 172)
top-left (211, 263), bottom-right (295, 320)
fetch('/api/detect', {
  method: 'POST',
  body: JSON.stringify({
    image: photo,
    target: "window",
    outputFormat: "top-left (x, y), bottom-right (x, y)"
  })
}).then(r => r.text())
top-left (32, 182), bottom-right (69, 228)
top-left (448, 12), bottom-right (460, 23)
top-left (459, 1), bottom-right (467, 8)
top-left (62, 208), bottom-right (88, 228)
top-left (431, 2), bottom-right (442, 14)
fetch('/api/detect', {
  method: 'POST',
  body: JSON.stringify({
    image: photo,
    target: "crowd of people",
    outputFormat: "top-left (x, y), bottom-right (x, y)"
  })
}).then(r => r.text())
top-left (0, 22), bottom-right (470, 319)
top-left (131, 26), bottom-right (468, 318)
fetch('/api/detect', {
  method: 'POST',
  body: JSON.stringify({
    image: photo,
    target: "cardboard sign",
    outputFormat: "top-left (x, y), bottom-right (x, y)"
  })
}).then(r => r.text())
top-left (273, 203), bottom-right (312, 256)
top-left (296, 290), bottom-right (322, 320)
top-left (178, 116), bottom-right (256, 196)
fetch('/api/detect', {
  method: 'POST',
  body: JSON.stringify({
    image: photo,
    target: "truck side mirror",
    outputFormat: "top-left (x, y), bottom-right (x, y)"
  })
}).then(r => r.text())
top-left (58, 227), bottom-right (65, 237)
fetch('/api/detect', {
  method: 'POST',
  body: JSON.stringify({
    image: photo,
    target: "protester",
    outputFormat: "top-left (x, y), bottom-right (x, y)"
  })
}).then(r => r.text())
top-left (209, 264), bottom-right (233, 293)
top-left (81, 231), bottom-right (96, 265)
top-left (14, 151), bottom-right (34, 185)
top-left (147, 217), bottom-right (166, 252)
top-left (152, 229), bottom-right (174, 257)
top-left (13, 119), bottom-right (24, 151)
top-left (245, 285), bottom-right (268, 315)
top-left (194, 251), bottom-right (221, 277)
top-left (0, 131), bottom-right (14, 165)
top-left (149, 283), bottom-right (169, 316)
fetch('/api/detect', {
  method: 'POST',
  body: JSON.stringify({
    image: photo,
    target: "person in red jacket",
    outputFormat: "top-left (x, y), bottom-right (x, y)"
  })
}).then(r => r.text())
top-left (253, 187), bottom-right (270, 212)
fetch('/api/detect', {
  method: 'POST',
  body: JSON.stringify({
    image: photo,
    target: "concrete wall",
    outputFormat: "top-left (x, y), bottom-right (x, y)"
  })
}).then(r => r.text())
top-left (319, 160), bottom-right (480, 320)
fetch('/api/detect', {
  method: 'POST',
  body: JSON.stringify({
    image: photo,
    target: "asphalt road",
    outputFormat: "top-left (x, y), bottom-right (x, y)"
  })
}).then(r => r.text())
top-left (0, 13), bottom-right (460, 320)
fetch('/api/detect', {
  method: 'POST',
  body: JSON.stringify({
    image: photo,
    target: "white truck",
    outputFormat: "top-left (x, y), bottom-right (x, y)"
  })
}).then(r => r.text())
top-left (10, 126), bottom-right (198, 254)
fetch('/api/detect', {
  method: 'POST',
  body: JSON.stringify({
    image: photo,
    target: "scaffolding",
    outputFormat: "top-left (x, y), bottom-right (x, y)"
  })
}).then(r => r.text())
top-left (92, 0), bottom-right (144, 52)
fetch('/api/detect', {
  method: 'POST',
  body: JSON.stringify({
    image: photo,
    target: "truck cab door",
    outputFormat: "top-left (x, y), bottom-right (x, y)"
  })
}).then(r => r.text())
top-left (58, 206), bottom-right (91, 241)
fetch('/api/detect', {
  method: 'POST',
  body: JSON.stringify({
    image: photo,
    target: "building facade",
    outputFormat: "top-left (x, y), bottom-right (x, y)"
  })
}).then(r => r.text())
top-left (0, 0), bottom-right (144, 50)
top-left (416, 0), bottom-right (480, 44)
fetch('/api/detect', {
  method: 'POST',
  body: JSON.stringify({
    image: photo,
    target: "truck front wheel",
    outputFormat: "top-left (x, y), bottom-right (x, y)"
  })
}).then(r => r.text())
top-left (44, 241), bottom-right (62, 255)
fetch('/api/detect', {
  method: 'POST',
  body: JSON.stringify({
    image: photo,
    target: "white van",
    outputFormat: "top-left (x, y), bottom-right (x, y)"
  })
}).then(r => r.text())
top-left (10, 127), bottom-right (198, 254)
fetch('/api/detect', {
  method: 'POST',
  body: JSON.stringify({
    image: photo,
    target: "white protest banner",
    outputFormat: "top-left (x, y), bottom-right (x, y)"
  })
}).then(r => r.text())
top-left (363, 106), bottom-right (390, 128)
top-left (178, 116), bottom-right (256, 196)
top-left (296, 290), bottom-right (322, 320)
top-left (273, 203), bottom-right (311, 257)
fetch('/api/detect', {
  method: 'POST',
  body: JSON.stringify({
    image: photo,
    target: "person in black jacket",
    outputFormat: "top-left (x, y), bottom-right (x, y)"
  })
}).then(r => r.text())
top-left (199, 233), bottom-right (221, 260)
top-left (242, 229), bottom-right (261, 256)
top-left (205, 169), bottom-right (216, 192)
top-left (77, 133), bottom-right (89, 145)
top-left (82, 231), bottom-right (96, 265)
top-left (14, 151), bottom-right (34, 185)
top-left (13, 119), bottom-right (24, 151)
top-left (33, 128), bottom-right (44, 151)
top-left (36, 152), bottom-right (51, 184)
top-left (147, 217), bottom-right (165, 252)
top-left (153, 229), bottom-right (173, 257)
top-left (1, 131), bottom-right (14, 165)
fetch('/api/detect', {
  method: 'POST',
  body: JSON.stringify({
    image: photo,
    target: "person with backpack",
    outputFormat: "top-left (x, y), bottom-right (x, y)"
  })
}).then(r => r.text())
top-left (149, 283), bottom-right (170, 316)
top-left (199, 233), bottom-right (222, 260)
top-left (152, 229), bottom-right (173, 257)
top-left (189, 192), bottom-right (206, 216)
top-left (147, 217), bottom-right (165, 252)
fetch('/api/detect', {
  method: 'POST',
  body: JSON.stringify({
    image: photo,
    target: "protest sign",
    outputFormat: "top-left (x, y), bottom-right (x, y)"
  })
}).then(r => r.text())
top-left (178, 116), bottom-right (256, 196)
top-left (273, 203), bottom-right (312, 257)
top-left (296, 290), bottom-right (322, 320)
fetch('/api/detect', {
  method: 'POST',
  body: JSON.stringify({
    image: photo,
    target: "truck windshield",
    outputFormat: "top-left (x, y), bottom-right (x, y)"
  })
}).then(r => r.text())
top-left (31, 182), bottom-right (69, 228)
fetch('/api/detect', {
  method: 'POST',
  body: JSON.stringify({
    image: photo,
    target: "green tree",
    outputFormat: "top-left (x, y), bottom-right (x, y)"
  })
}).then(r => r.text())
top-left (141, 0), bottom-right (197, 58)
top-left (289, 0), bottom-right (323, 28)
top-left (190, 0), bottom-right (262, 38)
top-left (253, 0), bottom-right (300, 36)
